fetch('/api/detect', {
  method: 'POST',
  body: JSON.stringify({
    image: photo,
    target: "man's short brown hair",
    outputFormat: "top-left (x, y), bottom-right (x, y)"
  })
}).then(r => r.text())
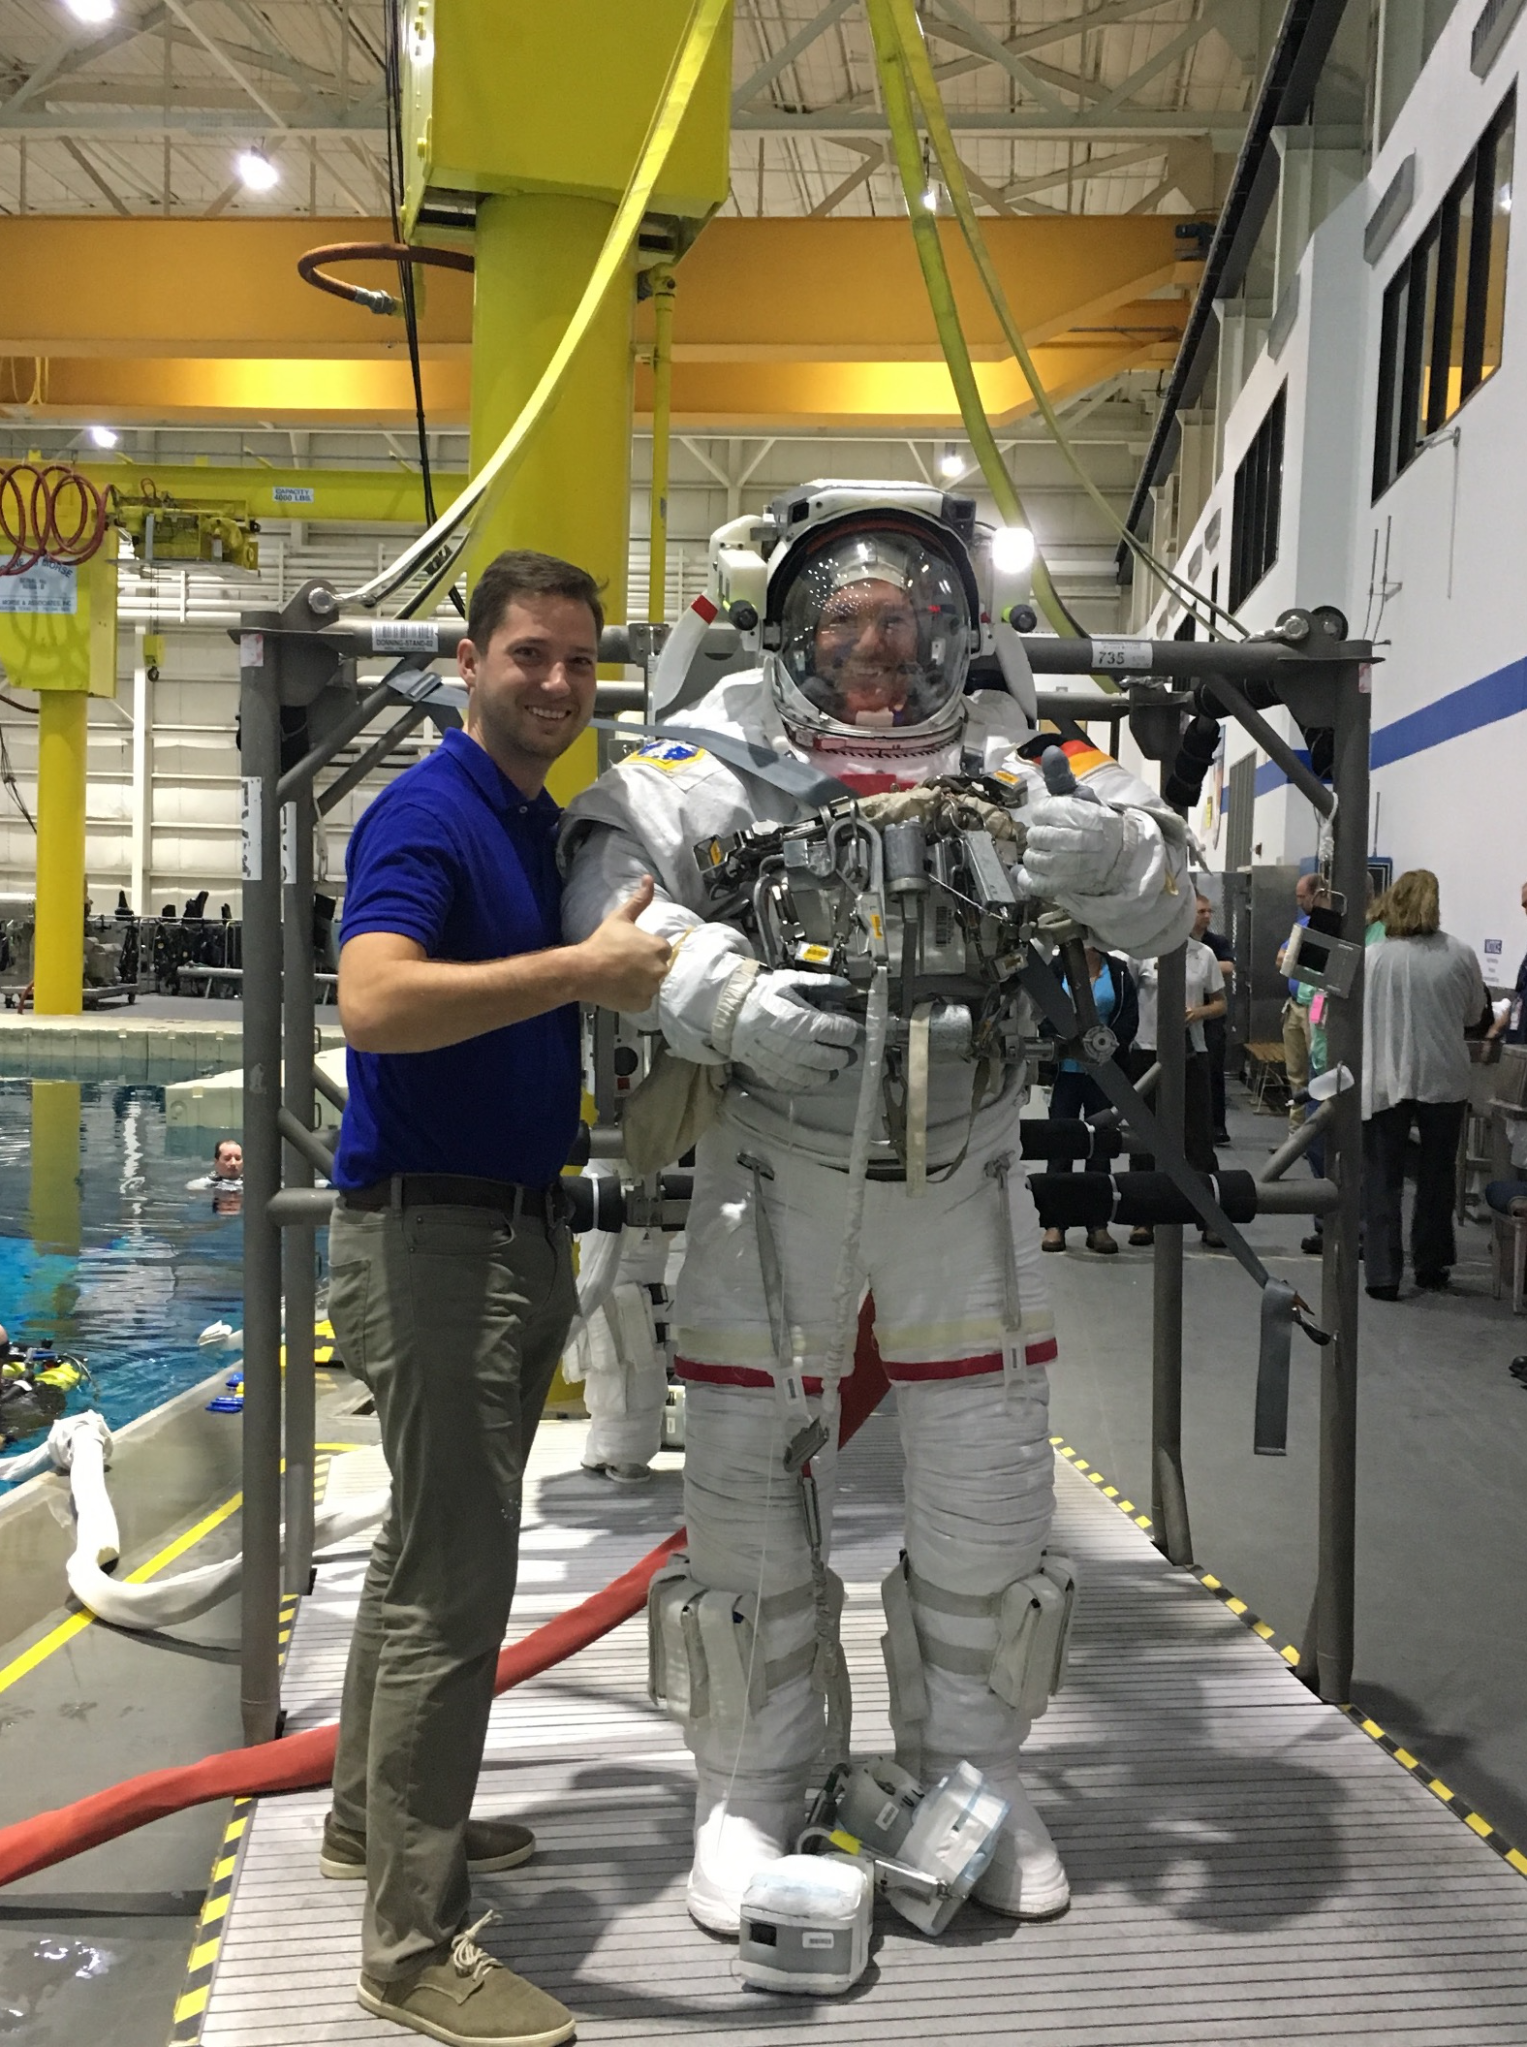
top-left (466, 549), bottom-right (605, 652)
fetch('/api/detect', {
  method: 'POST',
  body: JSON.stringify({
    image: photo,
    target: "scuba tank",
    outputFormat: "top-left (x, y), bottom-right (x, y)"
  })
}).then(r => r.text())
top-left (0, 1345), bottom-right (92, 1443)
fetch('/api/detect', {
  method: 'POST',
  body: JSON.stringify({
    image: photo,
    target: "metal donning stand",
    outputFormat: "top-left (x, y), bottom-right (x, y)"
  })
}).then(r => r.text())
top-left (234, 586), bottom-right (1370, 1743)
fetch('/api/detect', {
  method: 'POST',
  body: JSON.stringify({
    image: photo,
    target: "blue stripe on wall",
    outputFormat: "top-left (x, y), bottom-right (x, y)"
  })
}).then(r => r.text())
top-left (1369, 653), bottom-right (1527, 769)
top-left (1250, 652), bottom-right (1527, 798)
top-left (1254, 751), bottom-right (1311, 798)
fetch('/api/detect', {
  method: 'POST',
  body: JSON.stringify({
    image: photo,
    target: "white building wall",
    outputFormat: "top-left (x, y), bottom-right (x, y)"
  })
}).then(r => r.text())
top-left (1164, 0), bottom-right (1527, 976)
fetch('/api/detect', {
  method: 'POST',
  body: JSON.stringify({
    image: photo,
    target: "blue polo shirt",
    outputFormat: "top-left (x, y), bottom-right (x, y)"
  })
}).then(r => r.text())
top-left (331, 727), bottom-right (581, 1191)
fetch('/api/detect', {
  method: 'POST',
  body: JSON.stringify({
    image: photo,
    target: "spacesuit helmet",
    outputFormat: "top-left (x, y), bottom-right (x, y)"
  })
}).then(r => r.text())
top-left (763, 507), bottom-right (979, 752)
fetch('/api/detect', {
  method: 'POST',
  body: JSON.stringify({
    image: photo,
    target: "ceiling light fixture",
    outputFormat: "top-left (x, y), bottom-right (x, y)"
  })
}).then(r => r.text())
top-left (937, 445), bottom-right (965, 480)
top-left (87, 425), bottom-right (120, 449)
top-left (236, 148), bottom-right (280, 193)
top-left (991, 525), bottom-right (1036, 573)
top-left (63, 0), bottom-right (116, 22)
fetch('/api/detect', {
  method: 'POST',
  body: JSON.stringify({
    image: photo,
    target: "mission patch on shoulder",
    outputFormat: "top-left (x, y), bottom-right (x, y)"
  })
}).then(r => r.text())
top-left (626, 738), bottom-right (709, 772)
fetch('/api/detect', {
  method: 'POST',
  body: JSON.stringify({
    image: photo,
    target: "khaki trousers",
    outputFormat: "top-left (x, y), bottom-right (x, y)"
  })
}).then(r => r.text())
top-left (326, 1196), bottom-right (576, 1980)
top-left (1281, 998), bottom-right (1312, 1126)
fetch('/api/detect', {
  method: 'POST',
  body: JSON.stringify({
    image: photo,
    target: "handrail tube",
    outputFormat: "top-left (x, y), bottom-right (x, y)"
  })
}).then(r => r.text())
top-left (1256, 1178), bottom-right (1340, 1213)
top-left (276, 676), bottom-right (400, 805)
top-left (1015, 635), bottom-right (1367, 681)
top-left (1258, 1097), bottom-right (1338, 1183)
top-left (313, 1066), bottom-right (348, 1112)
top-left (1200, 672), bottom-right (1336, 819)
top-left (317, 702), bottom-right (430, 818)
top-left (270, 1187), bottom-right (338, 1225)
top-left (277, 1106), bottom-right (334, 1179)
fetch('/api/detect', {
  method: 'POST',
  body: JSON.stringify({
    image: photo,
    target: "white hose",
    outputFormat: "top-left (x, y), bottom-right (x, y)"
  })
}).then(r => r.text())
top-left (650, 594), bottom-right (717, 714)
top-left (46, 1413), bottom-right (389, 1632)
top-left (0, 1436), bottom-right (61, 1485)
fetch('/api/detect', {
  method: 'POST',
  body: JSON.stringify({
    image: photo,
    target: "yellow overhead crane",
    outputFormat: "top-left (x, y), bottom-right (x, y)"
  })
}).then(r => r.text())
top-left (2, 216), bottom-right (1194, 435)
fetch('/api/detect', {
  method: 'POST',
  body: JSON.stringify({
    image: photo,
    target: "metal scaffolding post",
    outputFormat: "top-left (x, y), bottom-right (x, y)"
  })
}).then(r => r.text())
top-left (282, 779), bottom-right (318, 1596)
top-left (1151, 939), bottom-right (1193, 1565)
top-left (1309, 661), bottom-right (1371, 1701)
top-left (237, 627), bottom-right (287, 1747)
top-left (1031, 615), bottom-right (1372, 1704)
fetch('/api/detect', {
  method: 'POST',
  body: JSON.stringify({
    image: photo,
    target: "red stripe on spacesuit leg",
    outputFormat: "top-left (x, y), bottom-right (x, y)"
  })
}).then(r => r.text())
top-left (879, 1338), bottom-right (1057, 1381)
top-left (674, 1357), bottom-right (826, 1396)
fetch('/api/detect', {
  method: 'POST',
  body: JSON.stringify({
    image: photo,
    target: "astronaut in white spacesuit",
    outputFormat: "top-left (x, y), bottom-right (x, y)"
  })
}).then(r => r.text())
top-left (561, 483), bottom-right (1194, 1935)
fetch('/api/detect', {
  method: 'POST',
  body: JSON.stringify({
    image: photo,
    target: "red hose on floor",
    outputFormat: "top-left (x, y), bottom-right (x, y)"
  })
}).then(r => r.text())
top-left (0, 1322), bottom-right (891, 1887)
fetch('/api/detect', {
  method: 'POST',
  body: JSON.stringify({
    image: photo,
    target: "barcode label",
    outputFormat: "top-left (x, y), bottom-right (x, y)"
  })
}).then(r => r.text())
top-left (1090, 637), bottom-right (1153, 671)
top-left (373, 620), bottom-right (439, 653)
top-left (241, 778), bottom-right (263, 882)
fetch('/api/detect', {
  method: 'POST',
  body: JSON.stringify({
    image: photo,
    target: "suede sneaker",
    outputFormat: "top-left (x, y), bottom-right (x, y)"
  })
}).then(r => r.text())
top-left (322, 1813), bottom-right (535, 1880)
top-left (358, 1911), bottom-right (575, 2047)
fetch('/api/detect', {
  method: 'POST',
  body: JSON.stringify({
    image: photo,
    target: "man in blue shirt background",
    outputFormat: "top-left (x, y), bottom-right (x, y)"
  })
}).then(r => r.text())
top-left (323, 550), bottom-right (669, 2047)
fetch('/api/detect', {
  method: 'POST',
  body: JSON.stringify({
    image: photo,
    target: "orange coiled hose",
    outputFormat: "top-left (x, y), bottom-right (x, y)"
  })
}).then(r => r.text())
top-left (0, 463), bottom-right (111, 577)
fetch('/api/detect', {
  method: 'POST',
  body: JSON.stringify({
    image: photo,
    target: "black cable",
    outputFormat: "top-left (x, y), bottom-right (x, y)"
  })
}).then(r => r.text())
top-left (0, 724), bottom-right (36, 833)
top-left (383, 0), bottom-right (464, 618)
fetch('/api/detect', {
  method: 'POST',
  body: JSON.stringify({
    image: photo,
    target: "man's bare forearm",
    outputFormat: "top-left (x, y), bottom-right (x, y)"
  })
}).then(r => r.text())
top-left (341, 948), bottom-right (586, 1054)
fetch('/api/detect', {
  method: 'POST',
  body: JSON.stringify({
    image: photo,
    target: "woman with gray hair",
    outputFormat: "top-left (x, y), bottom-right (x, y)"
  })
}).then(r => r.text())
top-left (1362, 869), bottom-right (1490, 1300)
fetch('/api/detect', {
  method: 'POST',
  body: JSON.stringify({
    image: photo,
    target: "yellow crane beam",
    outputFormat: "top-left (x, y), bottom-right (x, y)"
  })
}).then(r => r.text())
top-left (2, 214), bottom-right (1195, 433)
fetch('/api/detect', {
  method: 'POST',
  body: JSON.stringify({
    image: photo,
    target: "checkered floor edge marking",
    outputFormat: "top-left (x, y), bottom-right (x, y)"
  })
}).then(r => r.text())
top-left (167, 1798), bottom-right (253, 2045)
top-left (166, 1583), bottom-right (302, 2046)
top-left (1048, 1434), bottom-right (1527, 1884)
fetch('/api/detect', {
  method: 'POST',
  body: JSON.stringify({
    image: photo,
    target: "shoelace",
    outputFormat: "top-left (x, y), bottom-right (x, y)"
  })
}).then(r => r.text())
top-left (450, 1911), bottom-right (503, 1986)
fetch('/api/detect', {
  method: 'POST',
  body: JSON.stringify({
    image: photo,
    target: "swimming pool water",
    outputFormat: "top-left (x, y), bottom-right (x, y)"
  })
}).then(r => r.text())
top-left (0, 1080), bottom-right (254, 1490)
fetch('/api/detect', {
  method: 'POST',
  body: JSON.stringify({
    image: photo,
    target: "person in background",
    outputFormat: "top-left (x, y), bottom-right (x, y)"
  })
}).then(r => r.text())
top-left (1039, 946), bottom-right (1138, 1256)
top-left (1193, 892), bottom-right (1235, 1146)
top-left (1128, 928), bottom-right (1227, 1249)
top-left (212, 1138), bottom-right (242, 1181)
top-left (1276, 871), bottom-right (1326, 1127)
top-left (1362, 869), bottom-right (1491, 1301)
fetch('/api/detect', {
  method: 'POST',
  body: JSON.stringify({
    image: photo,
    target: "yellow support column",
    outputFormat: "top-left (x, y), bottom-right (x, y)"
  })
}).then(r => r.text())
top-left (33, 692), bottom-right (88, 1015)
top-left (465, 192), bottom-right (636, 805)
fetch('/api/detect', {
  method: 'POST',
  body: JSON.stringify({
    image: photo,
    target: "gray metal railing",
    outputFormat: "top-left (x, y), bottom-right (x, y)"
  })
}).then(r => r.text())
top-left (234, 583), bottom-right (1371, 1743)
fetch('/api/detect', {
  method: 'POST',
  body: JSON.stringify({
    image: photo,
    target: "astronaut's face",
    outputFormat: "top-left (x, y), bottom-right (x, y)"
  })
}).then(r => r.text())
top-left (813, 579), bottom-right (919, 720)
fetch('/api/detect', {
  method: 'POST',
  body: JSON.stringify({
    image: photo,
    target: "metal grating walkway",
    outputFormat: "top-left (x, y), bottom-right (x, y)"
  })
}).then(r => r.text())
top-left (197, 1412), bottom-right (1527, 2045)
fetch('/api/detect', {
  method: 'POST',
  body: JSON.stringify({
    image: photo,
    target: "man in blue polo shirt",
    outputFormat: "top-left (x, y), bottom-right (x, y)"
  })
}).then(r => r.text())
top-left (322, 549), bottom-right (670, 2047)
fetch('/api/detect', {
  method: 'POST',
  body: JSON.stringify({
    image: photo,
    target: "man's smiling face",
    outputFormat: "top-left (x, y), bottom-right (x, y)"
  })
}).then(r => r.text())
top-left (459, 594), bottom-right (598, 791)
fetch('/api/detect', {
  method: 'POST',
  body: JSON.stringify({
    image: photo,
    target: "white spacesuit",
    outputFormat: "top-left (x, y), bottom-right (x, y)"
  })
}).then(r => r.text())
top-left (564, 1223), bottom-right (677, 1481)
top-left (562, 484), bottom-right (1194, 1935)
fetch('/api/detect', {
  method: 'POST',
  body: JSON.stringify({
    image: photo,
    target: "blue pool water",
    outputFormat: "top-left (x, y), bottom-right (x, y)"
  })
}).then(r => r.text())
top-left (0, 1080), bottom-right (253, 1491)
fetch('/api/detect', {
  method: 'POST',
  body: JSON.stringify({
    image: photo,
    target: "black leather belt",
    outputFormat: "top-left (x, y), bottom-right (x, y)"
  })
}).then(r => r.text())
top-left (339, 1174), bottom-right (567, 1227)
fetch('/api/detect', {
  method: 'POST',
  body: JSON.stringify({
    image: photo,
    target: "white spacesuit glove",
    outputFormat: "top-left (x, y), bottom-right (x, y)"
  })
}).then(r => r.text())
top-left (1013, 793), bottom-right (1130, 898)
top-left (726, 971), bottom-right (859, 1092)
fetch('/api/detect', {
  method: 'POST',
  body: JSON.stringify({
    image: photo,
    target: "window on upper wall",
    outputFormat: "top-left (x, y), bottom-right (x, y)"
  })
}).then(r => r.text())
top-left (1229, 384), bottom-right (1286, 611)
top-left (1373, 88), bottom-right (1516, 499)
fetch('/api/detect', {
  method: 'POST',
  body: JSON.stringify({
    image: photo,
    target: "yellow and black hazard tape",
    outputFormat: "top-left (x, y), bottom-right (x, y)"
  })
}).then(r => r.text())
top-left (1049, 1434), bottom-right (1527, 1885)
top-left (167, 1587), bottom-right (303, 2046)
top-left (168, 1797), bottom-right (253, 2044)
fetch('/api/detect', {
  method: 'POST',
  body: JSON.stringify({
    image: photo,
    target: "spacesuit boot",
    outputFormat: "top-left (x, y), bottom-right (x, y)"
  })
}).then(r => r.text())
top-left (686, 1670), bottom-right (825, 1933)
top-left (688, 1746), bottom-right (812, 1933)
top-left (883, 1375), bottom-right (1073, 1921)
top-left (921, 1724), bottom-right (1070, 1919)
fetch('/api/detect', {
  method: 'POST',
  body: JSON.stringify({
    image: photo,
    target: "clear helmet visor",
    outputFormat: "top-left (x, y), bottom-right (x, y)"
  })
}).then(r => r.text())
top-left (768, 523), bottom-right (974, 743)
